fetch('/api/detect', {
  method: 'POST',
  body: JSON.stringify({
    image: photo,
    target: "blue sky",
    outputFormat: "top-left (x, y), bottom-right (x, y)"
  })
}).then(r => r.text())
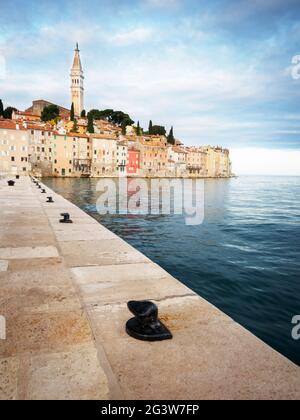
top-left (1, 0), bottom-right (300, 173)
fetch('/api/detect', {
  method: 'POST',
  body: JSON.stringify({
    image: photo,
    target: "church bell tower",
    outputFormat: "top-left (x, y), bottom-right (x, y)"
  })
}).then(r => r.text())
top-left (70, 43), bottom-right (84, 117)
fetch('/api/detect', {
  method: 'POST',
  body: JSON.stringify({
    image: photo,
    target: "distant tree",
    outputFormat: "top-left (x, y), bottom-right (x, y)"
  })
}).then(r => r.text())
top-left (87, 112), bottom-right (94, 133)
top-left (88, 109), bottom-right (102, 120)
top-left (111, 111), bottom-right (134, 126)
top-left (100, 109), bottom-right (114, 121)
top-left (41, 105), bottom-right (59, 122)
top-left (167, 126), bottom-right (175, 145)
top-left (0, 99), bottom-right (4, 117)
top-left (72, 119), bottom-right (78, 133)
top-left (88, 109), bottom-right (113, 121)
top-left (151, 125), bottom-right (166, 136)
top-left (136, 121), bottom-right (142, 136)
top-left (80, 109), bottom-right (86, 118)
top-left (148, 120), bottom-right (153, 135)
top-left (70, 103), bottom-right (75, 121)
top-left (3, 107), bottom-right (18, 119)
top-left (87, 109), bottom-right (134, 126)
top-left (121, 119), bottom-right (127, 135)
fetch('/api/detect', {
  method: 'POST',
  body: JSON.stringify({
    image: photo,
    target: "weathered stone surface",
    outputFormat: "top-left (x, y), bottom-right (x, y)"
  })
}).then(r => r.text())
top-left (25, 345), bottom-right (110, 400)
top-left (0, 260), bottom-right (8, 272)
top-left (88, 296), bottom-right (300, 400)
top-left (61, 239), bottom-right (150, 267)
top-left (54, 228), bottom-right (116, 242)
top-left (0, 246), bottom-right (59, 260)
top-left (0, 311), bottom-right (93, 358)
top-left (1, 176), bottom-right (300, 400)
top-left (71, 264), bottom-right (194, 305)
top-left (0, 357), bottom-right (19, 400)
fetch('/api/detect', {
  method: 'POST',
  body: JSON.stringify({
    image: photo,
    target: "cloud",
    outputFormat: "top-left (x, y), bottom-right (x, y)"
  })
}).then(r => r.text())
top-left (1, 0), bottom-right (300, 158)
top-left (109, 27), bottom-right (154, 46)
top-left (231, 148), bottom-right (300, 175)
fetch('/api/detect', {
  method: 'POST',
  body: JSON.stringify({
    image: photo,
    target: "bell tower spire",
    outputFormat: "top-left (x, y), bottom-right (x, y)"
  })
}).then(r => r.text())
top-left (70, 42), bottom-right (84, 117)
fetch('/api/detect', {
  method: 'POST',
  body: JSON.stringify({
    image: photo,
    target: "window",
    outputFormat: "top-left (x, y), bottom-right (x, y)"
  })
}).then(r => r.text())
top-left (54, 159), bottom-right (57, 164)
top-left (11, 157), bottom-right (15, 162)
top-left (23, 167), bottom-right (26, 172)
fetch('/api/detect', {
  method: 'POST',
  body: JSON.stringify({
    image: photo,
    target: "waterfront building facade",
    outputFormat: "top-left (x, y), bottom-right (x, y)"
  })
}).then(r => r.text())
top-left (0, 45), bottom-right (233, 179)
top-left (90, 134), bottom-right (118, 177)
top-left (127, 148), bottom-right (141, 175)
top-left (0, 121), bottom-right (30, 175)
top-left (186, 147), bottom-right (207, 177)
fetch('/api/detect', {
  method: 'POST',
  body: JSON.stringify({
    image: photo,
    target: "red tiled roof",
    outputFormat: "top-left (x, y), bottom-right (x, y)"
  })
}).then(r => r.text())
top-left (0, 120), bottom-right (27, 131)
top-left (15, 111), bottom-right (40, 118)
top-left (67, 132), bottom-right (89, 138)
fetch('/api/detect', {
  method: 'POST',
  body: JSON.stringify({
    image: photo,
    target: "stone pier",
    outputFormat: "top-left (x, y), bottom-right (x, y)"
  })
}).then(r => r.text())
top-left (0, 176), bottom-right (300, 400)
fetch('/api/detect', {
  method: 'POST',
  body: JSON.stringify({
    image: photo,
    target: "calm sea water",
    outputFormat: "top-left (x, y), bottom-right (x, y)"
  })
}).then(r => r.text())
top-left (43, 176), bottom-right (300, 366)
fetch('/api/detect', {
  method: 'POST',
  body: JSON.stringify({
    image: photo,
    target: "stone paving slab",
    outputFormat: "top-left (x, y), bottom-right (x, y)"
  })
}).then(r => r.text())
top-left (23, 344), bottom-right (110, 400)
top-left (0, 246), bottom-right (59, 260)
top-left (61, 240), bottom-right (151, 267)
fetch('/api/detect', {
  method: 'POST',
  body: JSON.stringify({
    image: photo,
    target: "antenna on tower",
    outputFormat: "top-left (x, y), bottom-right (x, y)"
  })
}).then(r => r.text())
top-left (75, 42), bottom-right (79, 51)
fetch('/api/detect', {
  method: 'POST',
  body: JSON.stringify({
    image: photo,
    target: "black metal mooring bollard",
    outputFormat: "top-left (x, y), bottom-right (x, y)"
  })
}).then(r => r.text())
top-left (126, 300), bottom-right (172, 341)
top-left (41, 189), bottom-right (46, 193)
top-left (46, 197), bottom-right (54, 203)
top-left (59, 213), bottom-right (73, 223)
top-left (7, 180), bottom-right (15, 187)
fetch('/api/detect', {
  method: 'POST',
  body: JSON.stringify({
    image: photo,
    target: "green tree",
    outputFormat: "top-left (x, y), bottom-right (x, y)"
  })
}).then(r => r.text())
top-left (41, 105), bottom-right (59, 122)
top-left (121, 119), bottom-right (127, 135)
top-left (136, 121), bottom-right (142, 136)
top-left (151, 125), bottom-right (166, 136)
top-left (167, 126), bottom-right (175, 145)
top-left (72, 119), bottom-right (78, 133)
top-left (70, 103), bottom-right (75, 121)
top-left (87, 112), bottom-right (94, 133)
top-left (0, 99), bottom-right (4, 117)
top-left (3, 107), bottom-right (18, 119)
top-left (86, 109), bottom-right (134, 126)
top-left (111, 111), bottom-right (134, 126)
top-left (148, 120), bottom-right (153, 135)
top-left (80, 109), bottom-right (86, 118)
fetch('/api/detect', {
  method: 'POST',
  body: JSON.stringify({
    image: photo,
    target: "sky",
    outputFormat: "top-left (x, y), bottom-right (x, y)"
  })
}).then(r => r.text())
top-left (0, 0), bottom-right (300, 175)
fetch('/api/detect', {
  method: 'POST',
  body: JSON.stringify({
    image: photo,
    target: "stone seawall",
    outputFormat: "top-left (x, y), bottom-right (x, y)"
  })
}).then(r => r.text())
top-left (0, 176), bottom-right (300, 400)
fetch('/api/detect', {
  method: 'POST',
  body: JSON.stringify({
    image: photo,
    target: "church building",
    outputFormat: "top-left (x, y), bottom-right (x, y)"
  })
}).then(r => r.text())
top-left (70, 43), bottom-right (84, 117)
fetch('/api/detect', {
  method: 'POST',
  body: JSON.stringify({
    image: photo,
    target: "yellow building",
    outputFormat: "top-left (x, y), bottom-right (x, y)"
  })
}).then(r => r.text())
top-left (52, 133), bottom-right (74, 177)
top-left (138, 136), bottom-right (168, 176)
top-left (68, 133), bottom-right (91, 176)
top-left (90, 134), bottom-right (118, 176)
top-left (185, 147), bottom-right (207, 177)
top-left (0, 121), bottom-right (30, 175)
